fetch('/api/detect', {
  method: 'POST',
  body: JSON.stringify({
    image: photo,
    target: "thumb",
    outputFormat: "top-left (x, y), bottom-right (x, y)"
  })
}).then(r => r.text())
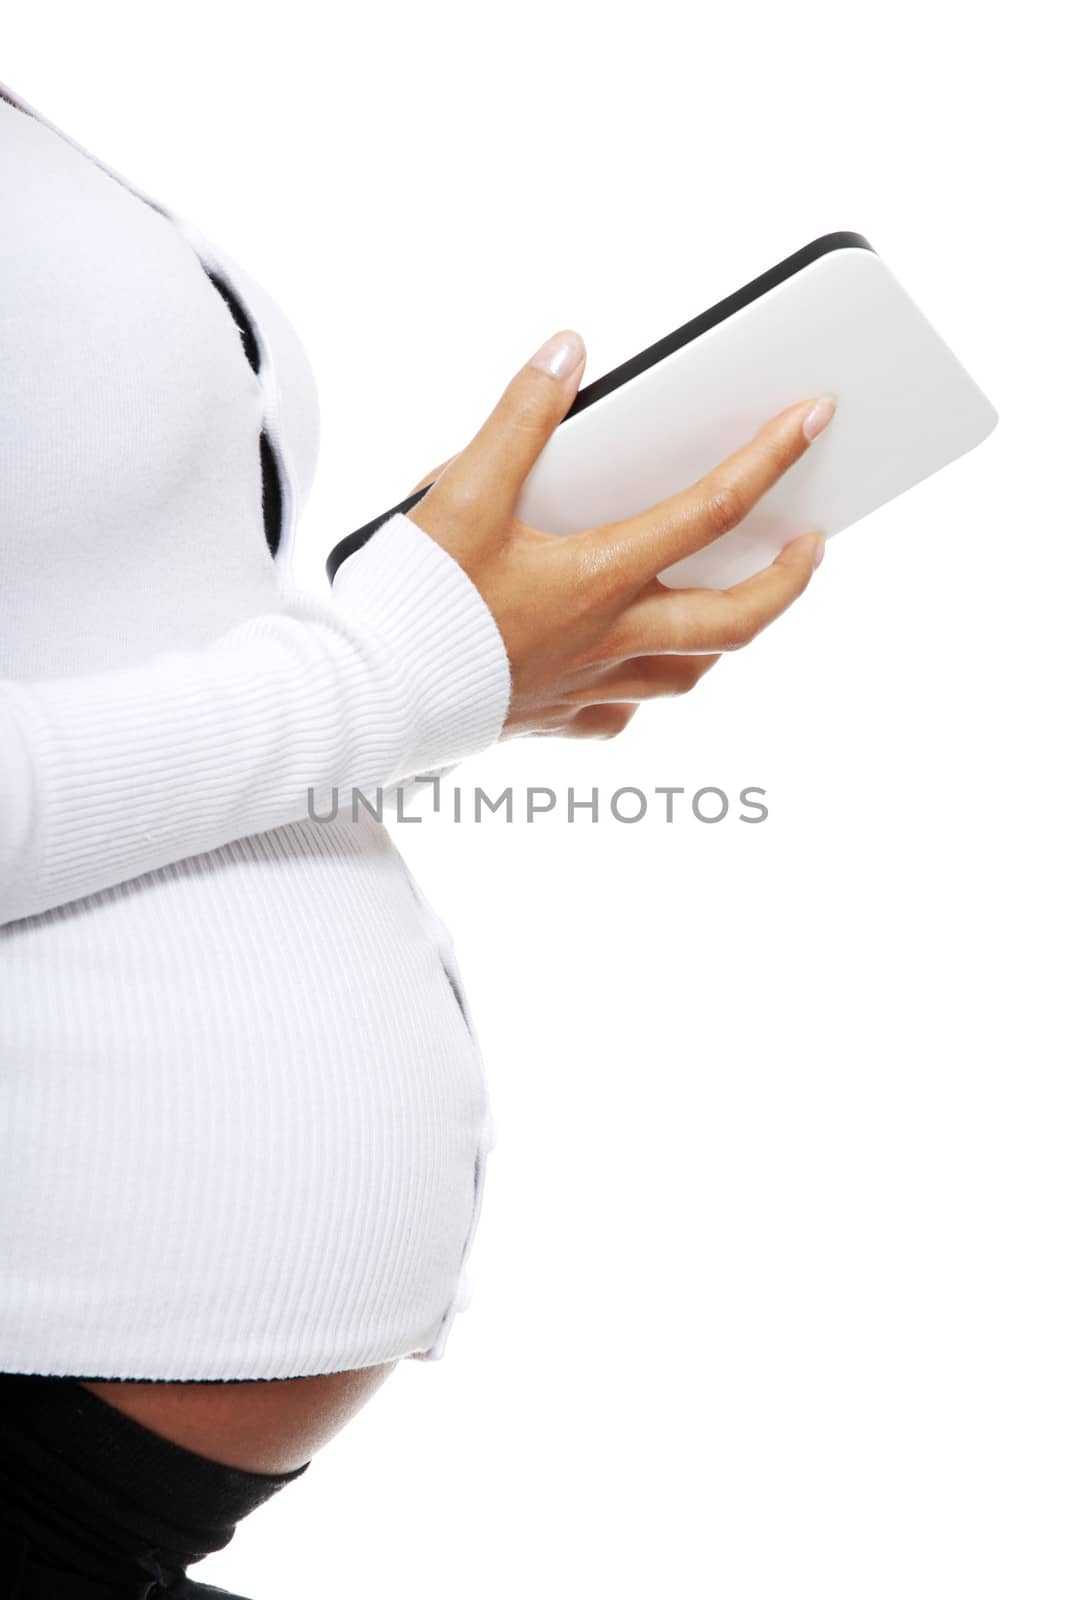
top-left (439, 330), bottom-right (586, 523)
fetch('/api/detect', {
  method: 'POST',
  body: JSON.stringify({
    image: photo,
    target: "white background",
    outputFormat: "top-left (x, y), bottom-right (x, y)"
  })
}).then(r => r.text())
top-left (6, 4), bottom-right (1065, 1596)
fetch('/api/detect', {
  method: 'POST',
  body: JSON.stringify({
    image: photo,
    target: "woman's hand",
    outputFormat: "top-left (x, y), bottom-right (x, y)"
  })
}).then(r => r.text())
top-left (407, 331), bottom-right (834, 740)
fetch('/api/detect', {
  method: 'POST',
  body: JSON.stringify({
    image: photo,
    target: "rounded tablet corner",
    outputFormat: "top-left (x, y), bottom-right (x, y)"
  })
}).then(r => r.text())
top-left (981, 398), bottom-right (1000, 442)
top-left (808, 229), bottom-right (876, 257)
top-left (962, 389), bottom-right (1000, 454)
top-left (326, 523), bottom-right (376, 584)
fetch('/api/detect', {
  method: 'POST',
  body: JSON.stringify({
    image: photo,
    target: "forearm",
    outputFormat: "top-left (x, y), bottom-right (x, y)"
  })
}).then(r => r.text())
top-left (1, 514), bottom-right (511, 926)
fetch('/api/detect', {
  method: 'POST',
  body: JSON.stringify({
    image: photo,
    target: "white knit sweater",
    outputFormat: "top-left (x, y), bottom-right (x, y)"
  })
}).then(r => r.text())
top-left (0, 79), bottom-right (510, 1379)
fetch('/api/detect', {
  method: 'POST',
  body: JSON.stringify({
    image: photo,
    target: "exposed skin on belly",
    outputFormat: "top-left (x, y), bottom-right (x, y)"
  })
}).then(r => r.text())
top-left (77, 1363), bottom-right (399, 1474)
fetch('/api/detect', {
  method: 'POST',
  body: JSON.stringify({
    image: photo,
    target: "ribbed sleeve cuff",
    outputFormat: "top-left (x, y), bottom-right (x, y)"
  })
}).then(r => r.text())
top-left (330, 512), bottom-right (513, 778)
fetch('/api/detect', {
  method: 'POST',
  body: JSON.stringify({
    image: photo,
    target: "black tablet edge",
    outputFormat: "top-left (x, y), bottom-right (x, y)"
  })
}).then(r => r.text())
top-left (562, 230), bottom-right (874, 418)
top-left (326, 230), bottom-right (874, 584)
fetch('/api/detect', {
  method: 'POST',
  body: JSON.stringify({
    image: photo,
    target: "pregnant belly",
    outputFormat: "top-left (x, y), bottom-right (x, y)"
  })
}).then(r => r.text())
top-left (1, 818), bottom-right (494, 1385)
top-left (77, 1365), bottom-right (398, 1473)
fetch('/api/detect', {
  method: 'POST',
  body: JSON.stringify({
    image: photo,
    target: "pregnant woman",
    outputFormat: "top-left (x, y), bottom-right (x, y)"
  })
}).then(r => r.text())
top-left (0, 77), bottom-right (833, 1599)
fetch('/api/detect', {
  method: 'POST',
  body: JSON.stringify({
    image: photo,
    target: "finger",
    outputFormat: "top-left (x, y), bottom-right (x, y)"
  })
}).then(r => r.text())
top-left (567, 702), bottom-right (638, 740)
top-left (424, 330), bottom-right (587, 528)
top-left (621, 531), bottom-right (824, 654)
top-left (567, 652), bottom-right (722, 704)
top-left (408, 453), bottom-right (458, 496)
top-left (574, 394), bottom-right (836, 594)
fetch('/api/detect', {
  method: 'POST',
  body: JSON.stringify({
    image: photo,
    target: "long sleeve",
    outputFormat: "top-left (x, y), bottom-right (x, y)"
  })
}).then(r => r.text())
top-left (0, 512), bottom-right (512, 928)
top-left (0, 81), bottom-right (511, 1383)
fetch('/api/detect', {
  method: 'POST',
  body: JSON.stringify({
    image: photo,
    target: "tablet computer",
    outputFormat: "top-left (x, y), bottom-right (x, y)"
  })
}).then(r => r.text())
top-left (326, 232), bottom-right (997, 590)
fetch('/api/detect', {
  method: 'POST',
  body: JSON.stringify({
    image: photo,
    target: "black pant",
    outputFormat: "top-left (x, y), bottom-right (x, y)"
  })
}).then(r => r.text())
top-left (0, 1372), bottom-right (310, 1598)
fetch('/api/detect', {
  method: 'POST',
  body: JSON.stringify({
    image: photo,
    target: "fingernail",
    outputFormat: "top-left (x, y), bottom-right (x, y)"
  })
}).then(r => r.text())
top-left (530, 330), bottom-right (585, 380)
top-left (803, 394), bottom-right (837, 442)
top-left (812, 534), bottom-right (826, 569)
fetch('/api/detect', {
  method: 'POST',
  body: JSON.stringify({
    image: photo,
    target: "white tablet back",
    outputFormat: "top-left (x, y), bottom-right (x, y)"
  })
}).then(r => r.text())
top-left (513, 235), bottom-right (997, 589)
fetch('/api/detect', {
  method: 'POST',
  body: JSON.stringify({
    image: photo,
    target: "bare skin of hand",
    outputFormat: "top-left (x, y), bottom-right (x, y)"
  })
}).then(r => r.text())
top-left (406, 331), bottom-right (834, 740)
